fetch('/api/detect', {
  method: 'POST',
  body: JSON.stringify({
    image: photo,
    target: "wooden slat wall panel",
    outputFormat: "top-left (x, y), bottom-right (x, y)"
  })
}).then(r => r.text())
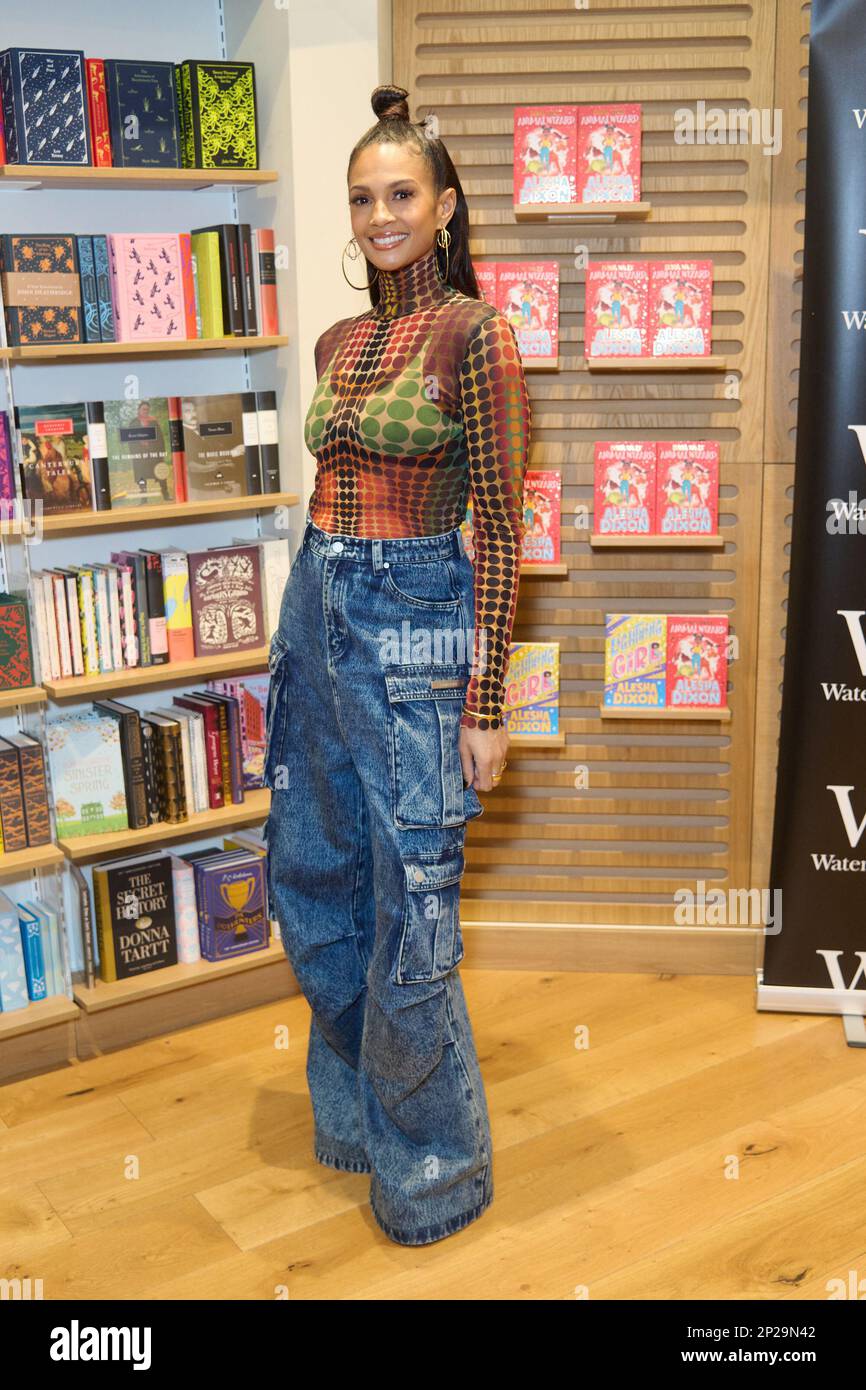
top-left (393, 0), bottom-right (798, 927)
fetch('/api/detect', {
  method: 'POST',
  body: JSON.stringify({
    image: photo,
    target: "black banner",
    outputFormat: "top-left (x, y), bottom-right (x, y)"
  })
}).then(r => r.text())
top-left (762, 0), bottom-right (866, 1008)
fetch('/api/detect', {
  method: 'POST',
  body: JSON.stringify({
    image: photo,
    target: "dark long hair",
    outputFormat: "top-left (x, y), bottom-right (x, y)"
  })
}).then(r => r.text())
top-left (347, 84), bottom-right (479, 310)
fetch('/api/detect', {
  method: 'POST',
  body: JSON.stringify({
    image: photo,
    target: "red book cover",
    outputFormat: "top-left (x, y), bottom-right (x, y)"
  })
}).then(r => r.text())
top-left (497, 261), bottom-right (559, 368)
top-left (253, 228), bottom-right (278, 336)
top-left (472, 260), bottom-right (498, 309)
top-left (85, 59), bottom-right (112, 168)
top-left (513, 105), bottom-right (578, 208)
top-left (650, 260), bottom-right (714, 357)
top-left (0, 592), bottom-right (35, 689)
top-left (666, 614), bottom-right (728, 710)
top-left (172, 695), bottom-right (224, 809)
top-left (168, 396), bottom-right (186, 502)
top-left (656, 441), bottom-right (720, 536)
top-left (187, 544), bottom-right (265, 656)
top-left (577, 103), bottom-right (641, 204)
top-left (522, 470), bottom-right (561, 565)
top-left (594, 441), bottom-right (657, 536)
top-left (178, 233), bottom-right (197, 341)
top-left (585, 260), bottom-right (649, 358)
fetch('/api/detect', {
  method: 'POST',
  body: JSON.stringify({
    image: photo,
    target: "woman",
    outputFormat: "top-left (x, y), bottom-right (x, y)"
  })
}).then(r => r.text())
top-left (264, 84), bottom-right (532, 1246)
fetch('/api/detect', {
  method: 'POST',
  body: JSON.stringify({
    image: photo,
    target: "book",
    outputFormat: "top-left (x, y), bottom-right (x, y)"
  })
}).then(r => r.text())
top-left (92, 852), bottom-right (177, 981)
top-left (69, 863), bottom-right (96, 989)
top-left (0, 591), bottom-right (35, 690)
top-left (0, 890), bottom-right (29, 1011)
top-left (85, 58), bottom-right (112, 167)
top-left (110, 550), bottom-right (151, 665)
top-left (0, 737), bottom-right (27, 851)
top-left (656, 441), bottom-right (720, 536)
top-left (139, 713), bottom-right (187, 824)
top-left (521, 470), bottom-right (562, 565)
top-left (577, 103), bottom-right (642, 204)
top-left (92, 235), bottom-right (116, 341)
top-left (594, 441), bottom-right (657, 536)
top-left (103, 397), bottom-right (175, 505)
top-left (666, 614), bottom-right (728, 710)
top-left (207, 673), bottom-right (269, 789)
top-left (189, 231), bottom-right (223, 338)
top-left (15, 401), bottom-right (93, 515)
top-left (169, 854), bottom-right (201, 964)
top-left (92, 700), bottom-right (149, 830)
top-left (195, 691), bottom-right (244, 803)
top-left (108, 233), bottom-right (186, 342)
top-left (584, 260), bottom-right (649, 359)
top-left (497, 261), bottom-right (559, 369)
top-left (54, 568), bottom-right (85, 675)
top-left (502, 642), bottom-right (560, 738)
top-left (16, 901), bottom-right (49, 1001)
top-left (188, 544), bottom-right (265, 656)
top-left (142, 552), bottom-right (169, 664)
top-left (86, 401), bottom-right (111, 510)
top-left (250, 537), bottom-right (290, 638)
top-left (152, 704), bottom-right (194, 818)
top-left (181, 393), bottom-right (257, 498)
top-left (176, 60), bottom-right (258, 169)
top-left (0, 48), bottom-right (90, 165)
top-left (104, 59), bottom-right (180, 168)
top-left (173, 695), bottom-right (223, 808)
top-left (168, 396), bottom-right (187, 500)
top-left (143, 549), bottom-right (193, 662)
top-left (159, 706), bottom-right (207, 813)
top-left (189, 223), bottom-right (243, 336)
top-left (256, 389), bottom-right (280, 491)
top-left (0, 233), bottom-right (81, 346)
top-left (604, 614), bottom-right (667, 710)
top-left (650, 260), bottom-right (714, 358)
top-left (46, 711), bottom-right (128, 837)
top-left (178, 232), bottom-right (197, 339)
top-left (0, 411), bottom-right (15, 504)
top-left (49, 571), bottom-right (72, 677)
top-left (251, 228), bottom-right (278, 336)
top-left (513, 105), bottom-right (578, 208)
top-left (4, 734), bottom-right (50, 846)
top-left (76, 235), bottom-right (101, 343)
top-left (195, 850), bottom-right (268, 962)
top-left (237, 223), bottom-right (258, 335)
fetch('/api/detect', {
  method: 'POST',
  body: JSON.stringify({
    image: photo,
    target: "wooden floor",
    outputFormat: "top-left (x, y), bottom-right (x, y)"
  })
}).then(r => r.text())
top-left (1, 968), bottom-right (865, 1300)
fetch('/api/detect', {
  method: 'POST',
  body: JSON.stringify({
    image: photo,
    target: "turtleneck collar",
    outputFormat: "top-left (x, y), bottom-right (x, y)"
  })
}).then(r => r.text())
top-left (371, 244), bottom-right (453, 320)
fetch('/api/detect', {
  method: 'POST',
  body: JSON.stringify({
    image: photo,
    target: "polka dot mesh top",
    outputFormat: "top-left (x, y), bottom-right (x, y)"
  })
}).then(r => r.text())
top-left (304, 245), bottom-right (532, 731)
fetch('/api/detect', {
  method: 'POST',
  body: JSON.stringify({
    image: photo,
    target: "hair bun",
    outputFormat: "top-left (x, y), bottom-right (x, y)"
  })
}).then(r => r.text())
top-left (371, 84), bottom-right (410, 122)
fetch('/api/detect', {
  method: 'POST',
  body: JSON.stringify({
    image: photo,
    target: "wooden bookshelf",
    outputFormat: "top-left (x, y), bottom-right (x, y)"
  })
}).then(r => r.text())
top-left (0, 685), bottom-right (46, 708)
top-left (521, 563), bottom-right (569, 576)
top-left (40, 493), bottom-right (300, 535)
top-left (0, 165), bottom-right (277, 192)
top-left (590, 534), bottom-right (725, 548)
top-left (514, 201), bottom-right (651, 222)
top-left (0, 992), bottom-right (79, 1041)
top-left (42, 645), bottom-right (270, 701)
top-left (0, 335), bottom-right (287, 362)
top-left (59, 787), bottom-right (270, 863)
top-left (74, 939), bottom-right (286, 1012)
top-left (600, 705), bottom-right (732, 721)
top-left (586, 355), bottom-right (726, 372)
top-left (508, 733), bottom-right (567, 747)
top-left (0, 843), bottom-right (65, 881)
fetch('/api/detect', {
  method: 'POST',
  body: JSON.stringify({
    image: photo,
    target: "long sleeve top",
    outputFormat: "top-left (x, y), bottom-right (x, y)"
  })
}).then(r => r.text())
top-left (303, 245), bottom-right (532, 730)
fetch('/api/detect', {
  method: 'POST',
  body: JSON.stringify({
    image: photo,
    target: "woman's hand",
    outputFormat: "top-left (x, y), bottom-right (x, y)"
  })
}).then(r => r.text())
top-left (459, 724), bottom-right (510, 793)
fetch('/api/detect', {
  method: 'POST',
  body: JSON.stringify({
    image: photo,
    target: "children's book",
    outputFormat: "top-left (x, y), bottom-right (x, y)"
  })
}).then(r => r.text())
top-left (513, 105), bottom-right (578, 208)
top-left (502, 642), bottom-right (560, 737)
top-left (604, 614), bottom-right (667, 709)
top-left (666, 614), bottom-right (728, 709)
top-left (650, 260), bottom-right (713, 357)
top-left (585, 261), bottom-right (649, 358)
top-left (594, 442), bottom-right (657, 535)
top-left (656, 441), bottom-right (720, 535)
top-left (577, 103), bottom-right (641, 204)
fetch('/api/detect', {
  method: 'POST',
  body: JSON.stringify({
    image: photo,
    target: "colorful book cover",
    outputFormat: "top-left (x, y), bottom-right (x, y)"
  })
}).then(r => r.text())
top-left (188, 544), bottom-right (265, 655)
top-left (585, 260), bottom-right (649, 358)
top-left (6, 733), bottom-right (51, 846)
top-left (15, 401), bottom-right (93, 515)
top-left (189, 231), bottom-right (224, 337)
top-left (594, 441), bottom-right (657, 535)
top-left (0, 48), bottom-right (90, 165)
top-left (103, 397), bottom-right (174, 505)
top-left (92, 234), bottom-right (116, 341)
top-left (75, 235), bottom-right (101, 343)
top-left (181, 393), bottom-right (252, 498)
top-left (502, 642), bottom-right (560, 737)
top-left (666, 614), bottom-right (728, 710)
top-left (650, 260), bottom-right (714, 357)
top-left (195, 851), bottom-right (268, 961)
top-left (0, 411), bottom-right (14, 503)
top-left (577, 103), bottom-right (641, 204)
top-left (0, 233), bottom-right (81, 346)
top-left (159, 550), bottom-right (194, 662)
top-left (252, 228), bottom-right (278, 336)
top-left (177, 60), bottom-right (258, 169)
top-left (104, 59), bottom-right (180, 168)
top-left (497, 261), bottom-right (559, 368)
top-left (656, 441), bottom-right (720, 535)
top-left (0, 738), bottom-right (26, 851)
top-left (521, 470), bottom-right (561, 564)
top-left (513, 105), bottom-right (578, 208)
top-left (16, 902), bottom-right (48, 1001)
top-left (0, 890), bottom-right (29, 1012)
top-left (604, 614), bottom-right (667, 709)
top-left (170, 854), bottom-right (201, 964)
top-left (85, 58), bottom-right (112, 167)
top-left (208, 672), bottom-right (269, 788)
top-left (46, 711), bottom-right (128, 838)
top-left (0, 592), bottom-right (35, 690)
top-left (93, 852), bottom-right (177, 981)
top-left (108, 233), bottom-right (186, 342)
top-left (472, 259), bottom-right (498, 309)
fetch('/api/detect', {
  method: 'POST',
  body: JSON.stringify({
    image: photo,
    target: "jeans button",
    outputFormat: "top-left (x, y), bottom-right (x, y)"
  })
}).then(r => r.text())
top-left (331, 541), bottom-right (344, 553)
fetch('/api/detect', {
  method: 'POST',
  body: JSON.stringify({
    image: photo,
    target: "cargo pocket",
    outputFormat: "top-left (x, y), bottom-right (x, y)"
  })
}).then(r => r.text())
top-left (263, 632), bottom-right (290, 791)
top-left (395, 851), bottom-right (465, 984)
top-left (384, 663), bottom-right (485, 828)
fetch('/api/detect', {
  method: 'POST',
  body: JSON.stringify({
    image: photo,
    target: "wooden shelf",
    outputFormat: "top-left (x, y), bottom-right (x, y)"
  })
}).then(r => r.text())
top-left (506, 732), bottom-right (566, 746)
top-left (0, 335), bottom-right (287, 362)
top-left (600, 704), bottom-right (731, 721)
top-left (586, 355), bottom-right (726, 372)
top-left (39, 493), bottom-right (300, 535)
top-left (0, 685), bottom-right (46, 708)
top-left (0, 164), bottom-right (277, 192)
top-left (0, 843), bottom-right (64, 881)
top-left (0, 992), bottom-right (78, 1041)
top-left (521, 563), bottom-right (569, 576)
top-left (74, 938), bottom-right (286, 1013)
top-left (514, 201), bottom-right (651, 222)
top-left (523, 359), bottom-right (559, 371)
top-left (59, 787), bottom-right (270, 863)
top-left (590, 534), bottom-right (725, 548)
top-left (42, 646), bottom-right (270, 701)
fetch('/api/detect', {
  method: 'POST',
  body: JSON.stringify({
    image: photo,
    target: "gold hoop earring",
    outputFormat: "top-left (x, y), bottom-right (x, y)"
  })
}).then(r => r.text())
top-left (341, 236), bottom-right (379, 290)
top-left (435, 225), bottom-right (451, 284)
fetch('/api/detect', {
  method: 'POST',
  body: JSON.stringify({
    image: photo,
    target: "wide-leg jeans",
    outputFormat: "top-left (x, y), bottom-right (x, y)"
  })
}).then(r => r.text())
top-left (263, 514), bottom-right (494, 1245)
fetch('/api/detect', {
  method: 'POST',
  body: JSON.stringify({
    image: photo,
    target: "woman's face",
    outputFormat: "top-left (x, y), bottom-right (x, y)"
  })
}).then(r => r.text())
top-left (348, 141), bottom-right (454, 272)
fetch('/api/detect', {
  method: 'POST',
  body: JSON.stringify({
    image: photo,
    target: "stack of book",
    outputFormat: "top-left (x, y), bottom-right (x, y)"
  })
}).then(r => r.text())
top-left (585, 259), bottom-right (714, 359)
top-left (0, 224), bottom-right (279, 348)
top-left (46, 674), bottom-right (269, 840)
top-left (31, 538), bottom-right (286, 681)
top-left (0, 49), bottom-right (258, 170)
top-left (0, 733), bottom-right (51, 853)
top-left (0, 890), bottom-right (69, 1012)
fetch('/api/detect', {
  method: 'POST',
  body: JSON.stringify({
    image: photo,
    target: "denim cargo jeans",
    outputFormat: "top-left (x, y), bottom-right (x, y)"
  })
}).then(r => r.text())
top-left (263, 514), bottom-right (494, 1246)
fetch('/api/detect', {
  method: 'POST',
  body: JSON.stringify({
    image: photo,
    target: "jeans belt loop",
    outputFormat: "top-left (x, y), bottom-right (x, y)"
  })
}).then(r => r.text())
top-left (372, 538), bottom-right (384, 574)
